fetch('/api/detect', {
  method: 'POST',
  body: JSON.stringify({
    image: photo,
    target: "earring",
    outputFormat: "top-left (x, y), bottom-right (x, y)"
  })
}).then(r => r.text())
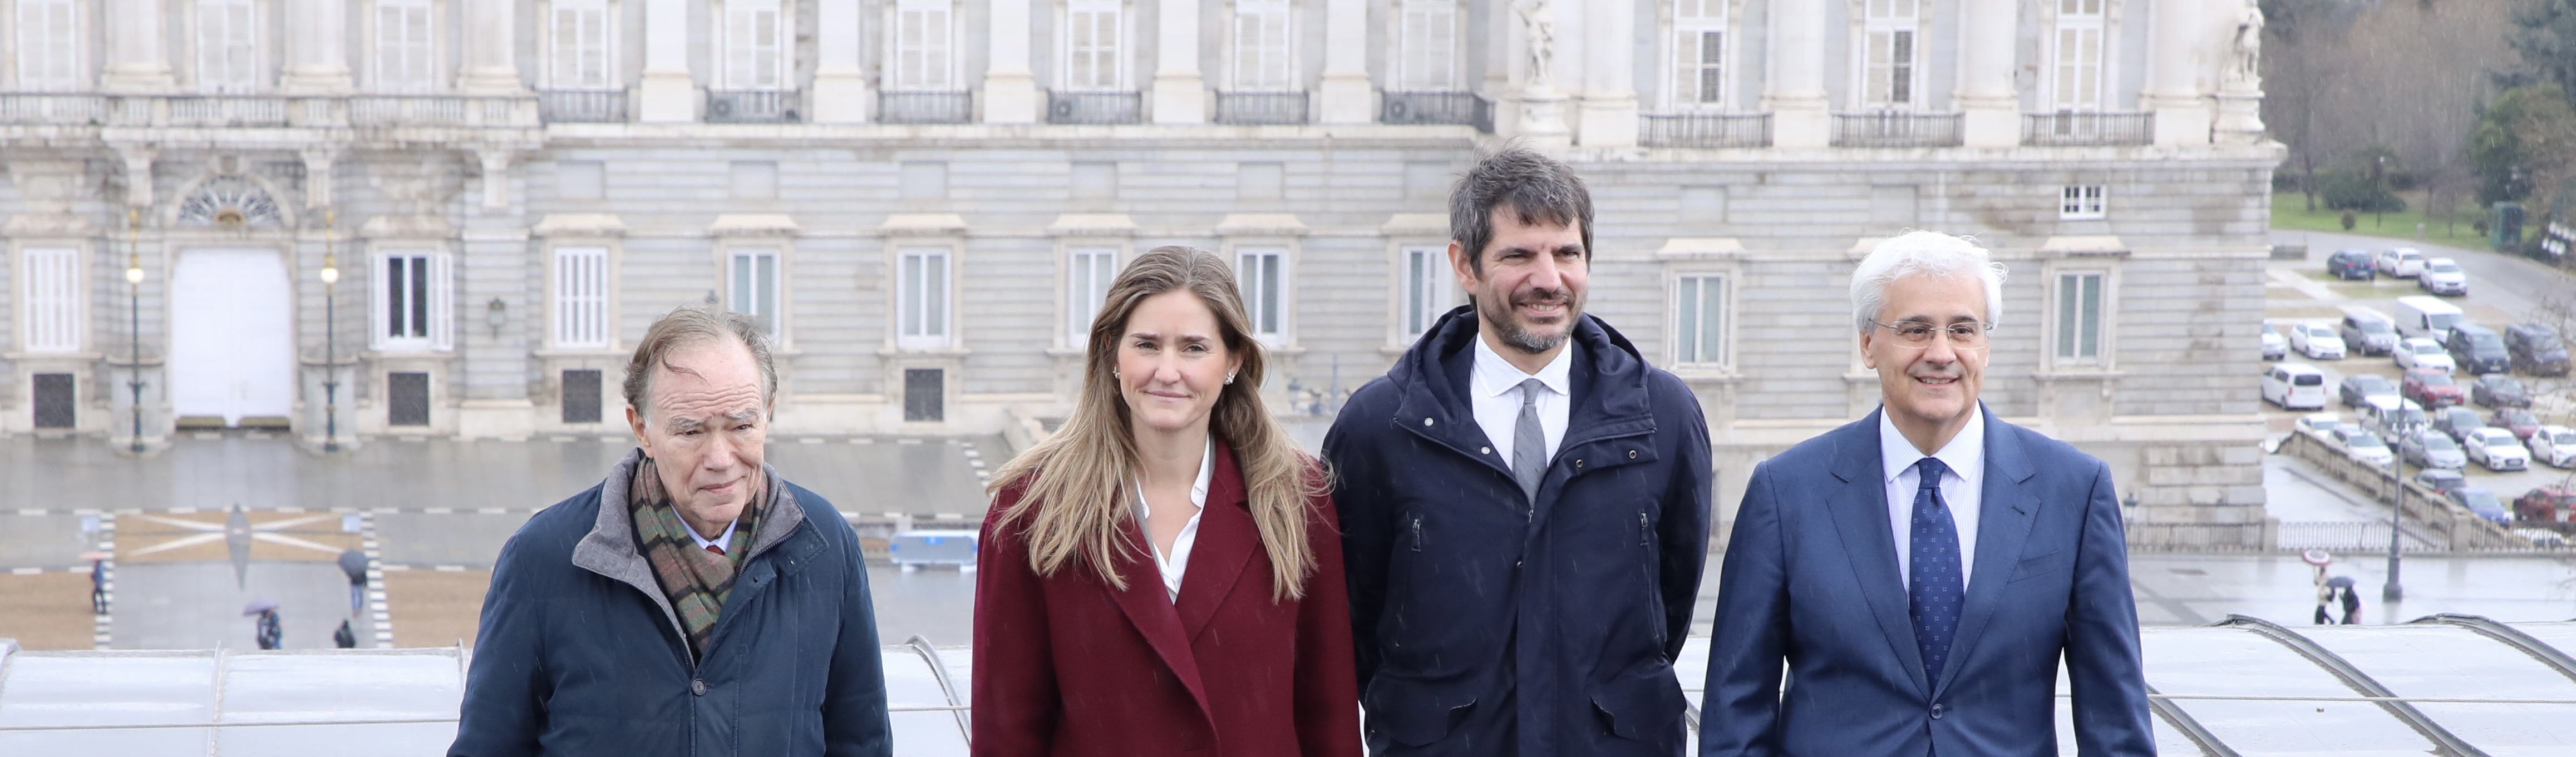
top-left (1112, 369), bottom-right (1121, 379)
top-left (1225, 374), bottom-right (1236, 384)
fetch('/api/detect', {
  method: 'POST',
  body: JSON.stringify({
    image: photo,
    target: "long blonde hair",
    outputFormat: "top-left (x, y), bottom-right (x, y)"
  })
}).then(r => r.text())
top-left (987, 246), bottom-right (1328, 601)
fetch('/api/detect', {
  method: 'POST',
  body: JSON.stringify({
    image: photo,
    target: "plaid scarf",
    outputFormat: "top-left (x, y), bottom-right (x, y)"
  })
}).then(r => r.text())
top-left (628, 457), bottom-right (765, 660)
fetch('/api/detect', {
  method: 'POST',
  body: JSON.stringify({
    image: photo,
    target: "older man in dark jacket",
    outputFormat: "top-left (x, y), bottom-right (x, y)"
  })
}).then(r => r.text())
top-left (449, 306), bottom-right (890, 756)
top-left (1325, 147), bottom-right (1713, 757)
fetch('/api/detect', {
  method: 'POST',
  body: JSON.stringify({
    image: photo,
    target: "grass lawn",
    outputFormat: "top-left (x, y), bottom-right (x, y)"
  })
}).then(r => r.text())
top-left (2271, 191), bottom-right (2490, 246)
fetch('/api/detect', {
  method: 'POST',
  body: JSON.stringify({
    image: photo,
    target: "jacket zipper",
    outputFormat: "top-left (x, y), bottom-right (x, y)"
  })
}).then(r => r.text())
top-left (1638, 511), bottom-right (1651, 547)
top-left (1410, 514), bottom-right (1425, 552)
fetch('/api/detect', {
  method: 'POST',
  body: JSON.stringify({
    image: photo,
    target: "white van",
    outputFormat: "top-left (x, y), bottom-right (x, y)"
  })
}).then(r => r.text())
top-left (2263, 363), bottom-right (2329, 410)
top-left (2394, 295), bottom-right (2465, 342)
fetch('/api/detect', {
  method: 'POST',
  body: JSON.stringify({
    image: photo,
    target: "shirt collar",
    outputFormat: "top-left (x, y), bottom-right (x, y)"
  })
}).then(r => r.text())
top-left (683, 515), bottom-right (738, 551)
top-left (1879, 403), bottom-right (1986, 486)
top-left (1138, 436), bottom-right (1217, 517)
top-left (1470, 334), bottom-right (1576, 400)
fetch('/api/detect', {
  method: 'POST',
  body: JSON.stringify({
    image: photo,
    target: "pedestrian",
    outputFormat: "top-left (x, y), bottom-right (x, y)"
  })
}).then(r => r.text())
top-left (972, 246), bottom-right (1361, 756)
top-left (89, 558), bottom-right (106, 615)
top-left (255, 608), bottom-right (282, 650)
top-left (447, 306), bottom-right (890, 756)
top-left (1323, 146), bottom-right (1713, 756)
top-left (2325, 575), bottom-right (2362, 625)
top-left (339, 549), bottom-right (369, 615)
top-left (333, 619), bottom-right (357, 649)
top-left (1700, 231), bottom-right (2154, 755)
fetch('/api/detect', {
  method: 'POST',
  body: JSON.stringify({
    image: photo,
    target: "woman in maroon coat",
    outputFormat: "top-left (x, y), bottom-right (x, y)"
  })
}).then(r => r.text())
top-left (973, 246), bottom-right (1360, 757)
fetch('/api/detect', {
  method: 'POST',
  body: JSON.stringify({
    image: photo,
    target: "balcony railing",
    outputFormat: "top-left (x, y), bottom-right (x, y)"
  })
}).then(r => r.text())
top-left (1381, 91), bottom-right (1494, 132)
top-left (708, 89), bottom-right (799, 123)
top-left (1215, 91), bottom-right (1309, 125)
top-left (350, 96), bottom-right (535, 127)
top-left (540, 90), bottom-right (629, 122)
top-left (164, 95), bottom-right (290, 127)
top-left (1639, 112), bottom-right (1772, 148)
top-left (2022, 111), bottom-right (2153, 146)
top-left (1046, 91), bottom-right (1142, 125)
top-left (1830, 112), bottom-right (1964, 147)
top-left (878, 91), bottom-right (973, 124)
top-left (0, 93), bottom-right (106, 125)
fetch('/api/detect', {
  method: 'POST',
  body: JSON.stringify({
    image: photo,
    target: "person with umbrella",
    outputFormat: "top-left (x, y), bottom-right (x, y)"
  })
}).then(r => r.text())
top-left (338, 550), bottom-right (368, 616)
top-left (82, 551), bottom-right (110, 615)
top-left (244, 600), bottom-right (282, 650)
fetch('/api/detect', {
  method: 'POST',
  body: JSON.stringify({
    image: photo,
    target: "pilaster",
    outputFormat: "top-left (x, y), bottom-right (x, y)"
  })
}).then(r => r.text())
top-left (1316, 0), bottom-right (1372, 123)
top-left (812, 0), bottom-right (871, 123)
top-left (983, 0), bottom-right (1040, 123)
top-left (639, 0), bottom-right (698, 122)
top-left (1765, 0), bottom-right (1830, 148)
top-left (1150, 0), bottom-right (1208, 124)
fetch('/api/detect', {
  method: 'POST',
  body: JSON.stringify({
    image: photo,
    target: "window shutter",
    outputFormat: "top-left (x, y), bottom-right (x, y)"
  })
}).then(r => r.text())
top-left (554, 246), bottom-right (608, 349)
top-left (428, 252), bottom-right (455, 350)
top-left (22, 248), bottom-right (80, 353)
top-left (19, 0), bottom-right (78, 90)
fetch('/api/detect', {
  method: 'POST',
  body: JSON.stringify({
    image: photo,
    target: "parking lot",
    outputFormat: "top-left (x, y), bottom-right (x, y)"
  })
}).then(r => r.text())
top-left (2260, 230), bottom-right (2575, 517)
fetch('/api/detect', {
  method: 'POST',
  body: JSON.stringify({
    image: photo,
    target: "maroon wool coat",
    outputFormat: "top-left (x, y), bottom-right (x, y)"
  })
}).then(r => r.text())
top-left (971, 442), bottom-right (1362, 757)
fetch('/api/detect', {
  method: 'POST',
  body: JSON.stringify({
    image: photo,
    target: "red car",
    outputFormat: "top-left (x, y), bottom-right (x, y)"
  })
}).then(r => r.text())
top-left (2402, 368), bottom-right (2465, 409)
top-left (2519, 487), bottom-right (2576, 524)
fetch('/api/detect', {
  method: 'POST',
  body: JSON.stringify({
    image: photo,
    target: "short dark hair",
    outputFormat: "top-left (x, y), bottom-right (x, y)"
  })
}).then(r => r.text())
top-left (622, 305), bottom-right (777, 423)
top-left (1448, 146), bottom-right (1594, 274)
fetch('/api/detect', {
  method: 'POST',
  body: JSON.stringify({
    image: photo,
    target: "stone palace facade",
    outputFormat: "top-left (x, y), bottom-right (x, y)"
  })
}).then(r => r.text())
top-left (0, 0), bottom-right (2279, 545)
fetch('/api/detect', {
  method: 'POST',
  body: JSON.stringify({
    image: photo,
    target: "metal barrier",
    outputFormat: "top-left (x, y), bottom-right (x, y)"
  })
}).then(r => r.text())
top-left (1639, 113), bottom-right (1772, 148)
top-left (539, 90), bottom-right (628, 123)
top-left (1046, 91), bottom-right (1142, 125)
top-left (878, 91), bottom-right (973, 124)
top-left (708, 90), bottom-right (799, 123)
top-left (1830, 112), bottom-right (1963, 147)
top-left (2021, 111), bottom-right (2153, 146)
top-left (1381, 91), bottom-right (1493, 132)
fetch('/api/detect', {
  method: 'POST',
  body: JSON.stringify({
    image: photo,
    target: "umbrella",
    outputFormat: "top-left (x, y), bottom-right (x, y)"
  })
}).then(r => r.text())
top-left (338, 550), bottom-right (369, 583)
top-left (242, 599), bottom-right (279, 616)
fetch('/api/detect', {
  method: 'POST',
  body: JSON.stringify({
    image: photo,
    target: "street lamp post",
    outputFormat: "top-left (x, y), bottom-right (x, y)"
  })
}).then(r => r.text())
top-left (125, 209), bottom-right (145, 454)
top-left (2384, 425), bottom-right (2415, 602)
top-left (320, 210), bottom-right (341, 452)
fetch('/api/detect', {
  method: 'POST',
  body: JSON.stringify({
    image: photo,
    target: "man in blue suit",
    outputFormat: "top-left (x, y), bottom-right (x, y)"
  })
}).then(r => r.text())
top-left (1700, 231), bottom-right (2154, 756)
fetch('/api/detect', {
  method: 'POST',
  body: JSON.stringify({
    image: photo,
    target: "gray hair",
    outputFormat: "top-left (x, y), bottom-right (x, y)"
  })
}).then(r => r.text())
top-left (1449, 145), bottom-right (1593, 272)
top-left (622, 305), bottom-right (777, 423)
top-left (1849, 231), bottom-right (2008, 335)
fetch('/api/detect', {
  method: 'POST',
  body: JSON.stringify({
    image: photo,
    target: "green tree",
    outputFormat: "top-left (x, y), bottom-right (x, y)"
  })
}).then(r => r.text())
top-left (2510, 0), bottom-right (2576, 96)
top-left (2469, 85), bottom-right (2576, 204)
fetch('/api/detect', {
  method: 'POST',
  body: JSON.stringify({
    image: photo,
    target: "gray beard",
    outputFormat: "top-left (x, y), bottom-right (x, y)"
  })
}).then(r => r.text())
top-left (1477, 294), bottom-right (1579, 355)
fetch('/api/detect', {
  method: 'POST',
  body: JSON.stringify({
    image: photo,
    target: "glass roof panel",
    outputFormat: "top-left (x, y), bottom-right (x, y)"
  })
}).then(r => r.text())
top-left (881, 649), bottom-right (968, 756)
top-left (213, 651), bottom-right (462, 755)
top-left (2050, 660), bottom-right (2208, 756)
top-left (0, 651), bottom-right (219, 755)
top-left (2300, 625), bottom-right (2576, 749)
top-left (2503, 622), bottom-right (2576, 662)
top-left (2140, 627), bottom-right (2434, 755)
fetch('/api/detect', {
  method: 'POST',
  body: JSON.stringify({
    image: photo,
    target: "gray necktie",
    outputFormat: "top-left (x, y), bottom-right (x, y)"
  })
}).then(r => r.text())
top-left (1513, 378), bottom-right (1547, 504)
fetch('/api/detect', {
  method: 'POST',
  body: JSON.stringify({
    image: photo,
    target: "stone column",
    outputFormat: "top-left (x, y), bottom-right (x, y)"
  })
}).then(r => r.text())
top-left (1316, 0), bottom-right (1371, 123)
top-left (1150, 0), bottom-right (1207, 123)
top-left (983, 0), bottom-right (1040, 123)
top-left (1764, 0), bottom-right (1829, 147)
top-left (812, 0), bottom-right (870, 122)
top-left (1956, 0), bottom-right (2018, 147)
top-left (639, 0), bottom-right (697, 122)
top-left (1574, 0), bottom-right (1636, 147)
top-left (101, 0), bottom-right (174, 91)
top-left (2146, 0), bottom-right (2211, 146)
top-left (282, 0), bottom-right (353, 92)
top-left (457, 0), bottom-right (525, 93)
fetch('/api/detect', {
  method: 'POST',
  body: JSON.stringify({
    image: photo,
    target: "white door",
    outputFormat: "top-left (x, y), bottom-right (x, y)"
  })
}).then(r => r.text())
top-left (171, 249), bottom-right (294, 426)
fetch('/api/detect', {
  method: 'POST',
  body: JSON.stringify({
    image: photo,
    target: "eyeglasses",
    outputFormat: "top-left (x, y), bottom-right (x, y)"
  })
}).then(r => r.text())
top-left (1870, 319), bottom-right (1993, 348)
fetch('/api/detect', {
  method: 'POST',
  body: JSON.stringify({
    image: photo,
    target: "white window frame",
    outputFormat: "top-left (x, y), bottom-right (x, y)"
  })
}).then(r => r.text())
top-left (18, 246), bottom-right (83, 354)
top-left (721, 0), bottom-right (789, 91)
top-left (727, 246), bottom-right (783, 339)
top-left (16, 0), bottom-right (80, 91)
top-left (196, 0), bottom-right (262, 92)
top-left (549, 0), bottom-right (617, 90)
top-left (1394, 0), bottom-right (1459, 91)
top-left (897, 246), bottom-right (954, 349)
top-left (888, 0), bottom-right (958, 91)
top-left (550, 244), bottom-right (613, 350)
top-left (1855, 0), bottom-right (1923, 111)
top-left (1066, 246), bottom-right (1119, 344)
top-left (1668, 0), bottom-right (1727, 111)
top-left (1233, 245), bottom-right (1290, 344)
top-left (2060, 185), bottom-right (2106, 220)
top-left (1671, 273), bottom-right (1731, 367)
top-left (2051, 269), bottom-right (2110, 365)
top-left (1232, 0), bottom-right (1294, 92)
top-left (373, 0), bottom-right (436, 92)
top-left (1395, 244), bottom-right (1458, 343)
top-left (2046, 0), bottom-right (2108, 112)
top-left (1061, 0), bottom-right (1126, 92)
top-left (371, 246), bottom-right (454, 353)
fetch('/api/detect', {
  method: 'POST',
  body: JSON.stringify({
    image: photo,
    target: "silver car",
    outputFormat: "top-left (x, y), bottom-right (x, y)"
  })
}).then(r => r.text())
top-left (2402, 430), bottom-right (2468, 471)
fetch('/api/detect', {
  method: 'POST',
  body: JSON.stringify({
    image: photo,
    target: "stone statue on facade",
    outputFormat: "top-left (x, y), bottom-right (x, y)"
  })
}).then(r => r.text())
top-left (1518, 0), bottom-right (1555, 91)
top-left (2227, 0), bottom-right (2264, 89)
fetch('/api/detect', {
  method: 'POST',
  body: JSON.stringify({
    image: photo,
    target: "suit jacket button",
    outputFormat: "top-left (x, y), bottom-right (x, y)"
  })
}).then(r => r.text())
top-left (692, 679), bottom-right (707, 696)
top-left (1930, 702), bottom-right (1944, 719)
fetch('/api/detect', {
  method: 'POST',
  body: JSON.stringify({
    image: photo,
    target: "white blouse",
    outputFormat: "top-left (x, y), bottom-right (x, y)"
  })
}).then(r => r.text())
top-left (1135, 438), bottom-right (1215, 602)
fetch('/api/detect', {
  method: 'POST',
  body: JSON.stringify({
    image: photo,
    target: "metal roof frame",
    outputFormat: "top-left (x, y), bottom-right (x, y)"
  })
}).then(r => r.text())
top-left (2221, 614), bottom-right (2489, 757)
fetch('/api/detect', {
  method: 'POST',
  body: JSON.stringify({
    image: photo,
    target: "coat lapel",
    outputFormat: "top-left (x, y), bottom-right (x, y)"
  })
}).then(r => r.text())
top-left (1932, 408), bottom-right (2041, 699)
top-left (1176, 443), bottom-right (1257, 641)
top-left (1103, 517), bottom-right (1215, 719)
top-left (1824, 410), bottom-right (1931, 697)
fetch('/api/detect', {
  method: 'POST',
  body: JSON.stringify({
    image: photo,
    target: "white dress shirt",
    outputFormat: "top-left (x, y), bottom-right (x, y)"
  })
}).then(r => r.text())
top-left (684, 516), bottom-right (738, 553)
top-left (1136, 437), bottom-right (1216, 602)
top-left (1880, 404), bottom-right (1985, 590)
top-left (1470, 337), bottom-right (1574, 470)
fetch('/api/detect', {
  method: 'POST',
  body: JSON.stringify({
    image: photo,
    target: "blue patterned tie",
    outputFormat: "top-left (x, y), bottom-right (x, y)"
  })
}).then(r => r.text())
top-left (1909, 457), bottom-right (1964, 689)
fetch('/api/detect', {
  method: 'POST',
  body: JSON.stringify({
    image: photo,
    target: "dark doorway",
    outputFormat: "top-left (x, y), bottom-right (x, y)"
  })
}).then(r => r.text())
top-left (904, 368), bottom-right (944, 422)
top-left (32, 373), bottom-right (74, 429)
top-left (388, 372), bottom-right (430, 427)
top-left (562, 369), bottom-right (603, 424)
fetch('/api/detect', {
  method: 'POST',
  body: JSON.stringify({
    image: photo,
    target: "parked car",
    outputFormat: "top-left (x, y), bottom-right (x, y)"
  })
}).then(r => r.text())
top-left (2401, 430), bottom-right (2468, 470)
top-left (2334, 427), bottom-right (2397, 468)
top-left (2471, 374), bottom-right (2531, 409)
top-left (2532, 425), bottom-right (2576, 469)
top-left (2489, 408), bottom-right (2542, 441)
top-left (2360, 395), bottom-right (2429, 439)
top-left (2414, 468), bottom-right (2467, 497)
top-left (2417, 258), bottom-right (2469, 295)
top-left (2401, 368), bottom-right (2465, 409)
top-left (2291, 322), bottom-right (2347, 360)
top-left (2515, 486), bottom-right (2576, 525)
top-left (2394, 337), bottom-right (2456, 374)
top-left (2449, 487), bottom-right (2511, 523)
top-left (2395, 295), bottom-right (2465, 342)
top-left (2432, 407), bottom-right (2486, 443)
top-left (2295, 413), bottom-right (2343, 436)
top-left (2261, 327), bottom-right (2288, 361)
top-left (2338, 307), bottom-right (2400, 355)
top-left (2263, 363), bottom-right (2330, 410)
top-left (2505, 322), bottom-right (2572, 377)
top-left (2327, 249), bottom-right (2376, 280)
top-left (2444, 323), bottom-right (2513, 376)
top-left (2339, 374), bottom-right (2398, 409)
top-left (2464, 427), bottom-right (2530, 472)
top-left (2377, 247), bottom-right (2427, 278)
